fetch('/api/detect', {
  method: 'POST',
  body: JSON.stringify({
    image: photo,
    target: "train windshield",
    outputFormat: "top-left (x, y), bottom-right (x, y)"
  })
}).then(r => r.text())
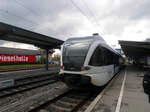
top-left (63, 40), bottom-right (91, 70)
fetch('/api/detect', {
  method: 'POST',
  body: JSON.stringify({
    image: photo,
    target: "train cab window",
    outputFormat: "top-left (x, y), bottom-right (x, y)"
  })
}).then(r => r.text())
top-left (89, 46), bottom-right (104, 66)
top-left (114, 55), bottom-right (119, 65)
top-left (63, 42), bottom-right (91, 70)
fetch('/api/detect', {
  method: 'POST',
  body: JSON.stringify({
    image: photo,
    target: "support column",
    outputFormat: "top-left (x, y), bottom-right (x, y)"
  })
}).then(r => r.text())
top-left (45, 49), bottom-right (49, 70)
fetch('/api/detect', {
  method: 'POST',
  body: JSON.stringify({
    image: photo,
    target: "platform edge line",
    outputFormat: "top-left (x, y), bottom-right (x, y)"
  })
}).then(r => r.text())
top-left (115, 70), bottom-right (127, 112)
top-left (84, 70), bottom-right (122, 112)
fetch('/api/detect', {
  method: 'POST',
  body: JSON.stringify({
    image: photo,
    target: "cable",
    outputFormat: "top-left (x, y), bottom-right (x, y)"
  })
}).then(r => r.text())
top-left (81, 0), bottom-right (95, 20)
top-left (0, 9), bottom-right (37, 26)
top-left (14, 0), bottom-right (41, 17)
top-left (69, 0), bottom-right (91, 21)
top-left (13, 0), bottom-right (66, 38)
top-left (80, 0), bottom-right (104, 35)
top-left (70, 0), bottom-right (102, 34)
top-left (0, 9), bottom-right (60, 37)
top-left (68, 0), bottom-right (99, 32)
top-left (13, 0), bottom-right (57, 33)
top-left (14, 0), bottom-right (100, 37)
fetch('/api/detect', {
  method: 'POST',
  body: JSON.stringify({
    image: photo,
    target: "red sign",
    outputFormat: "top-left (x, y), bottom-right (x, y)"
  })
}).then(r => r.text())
top-left (0, 55), bottom-right (36, 62)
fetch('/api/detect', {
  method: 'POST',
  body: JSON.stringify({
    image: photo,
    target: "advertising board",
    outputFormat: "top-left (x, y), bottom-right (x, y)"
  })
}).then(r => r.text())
top-left (0, 55), bottom-right (36, 62)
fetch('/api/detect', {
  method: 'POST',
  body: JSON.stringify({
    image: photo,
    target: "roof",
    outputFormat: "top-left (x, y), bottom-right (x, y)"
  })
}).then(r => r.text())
top-left (0, 22), bottom-right (64, 49)
top-left (64, 35), bottom-right (121, 56)
top-left (0, 47), bottom-right (44, 56)
top-left (66, 35), bottom-right (106, 44)
top-left (119, 40), bottom-right (150, 59)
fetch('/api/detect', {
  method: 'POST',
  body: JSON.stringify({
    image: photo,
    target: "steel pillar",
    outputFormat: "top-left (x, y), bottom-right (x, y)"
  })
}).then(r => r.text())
top-left (45, 49), bottom-right (49, 70)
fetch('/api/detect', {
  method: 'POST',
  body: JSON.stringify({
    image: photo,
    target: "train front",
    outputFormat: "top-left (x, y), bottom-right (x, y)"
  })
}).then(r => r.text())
top-left (59, 38), bottom-right (93, 89)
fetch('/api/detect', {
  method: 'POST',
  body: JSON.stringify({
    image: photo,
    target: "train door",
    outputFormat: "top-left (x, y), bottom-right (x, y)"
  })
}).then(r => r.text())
top-left (114, 55), bottom-right (120, 74)
top-left (103, 47), bottom-right (114, 78)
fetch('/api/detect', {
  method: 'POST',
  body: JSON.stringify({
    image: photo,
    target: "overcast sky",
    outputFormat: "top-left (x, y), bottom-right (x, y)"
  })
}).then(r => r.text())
top-left (0, 0), bottom-right (150, 53)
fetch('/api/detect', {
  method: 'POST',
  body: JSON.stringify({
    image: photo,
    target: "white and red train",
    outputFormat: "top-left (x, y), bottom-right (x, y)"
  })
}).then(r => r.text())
top-left (60, 34), bottom-right (123, 88)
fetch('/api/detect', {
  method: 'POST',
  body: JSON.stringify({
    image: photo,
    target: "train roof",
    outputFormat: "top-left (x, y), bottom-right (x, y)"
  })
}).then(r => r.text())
top-left (65, 35), bottom-right (121, 56)
top-left (65, 35), bottom-right (106, 44)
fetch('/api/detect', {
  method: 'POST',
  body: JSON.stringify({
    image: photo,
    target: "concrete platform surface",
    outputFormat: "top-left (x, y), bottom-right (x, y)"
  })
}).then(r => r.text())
top-left (85, 66), bottom-right (150, 112)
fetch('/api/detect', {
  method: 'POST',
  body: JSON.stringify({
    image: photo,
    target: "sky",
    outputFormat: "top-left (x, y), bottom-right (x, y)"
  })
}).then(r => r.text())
top-left (0, 0), bottom-right (150, 54)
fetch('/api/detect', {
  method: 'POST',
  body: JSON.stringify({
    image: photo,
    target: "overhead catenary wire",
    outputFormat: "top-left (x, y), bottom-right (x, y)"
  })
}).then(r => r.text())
top-left (0, 9), bottom-right (37, 26)
top-left (14, 0), bottom-right (41, 17)
top-left (0, 9), bottom-right (64, 38)
top-left (69, 0), bottom-right (91, 21)
top-left (13, 0), bottom-right (58, 33)
top-left (80, 0), bottom-right (104, 35)
top-left (81, 0), bottom-right (95, 18)
top-left (13, 0), bottom-right (66, 38)
top-left (68, 0), bottom-right (100, 33)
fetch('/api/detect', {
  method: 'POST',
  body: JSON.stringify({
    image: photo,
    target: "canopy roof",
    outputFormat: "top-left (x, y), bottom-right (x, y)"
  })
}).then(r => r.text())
top-left (0, 22), bottom-right (64, 49)
top-left (119, 40), bottom-right (150, 59)
top-left (0, 47), bottom-right (45, 56)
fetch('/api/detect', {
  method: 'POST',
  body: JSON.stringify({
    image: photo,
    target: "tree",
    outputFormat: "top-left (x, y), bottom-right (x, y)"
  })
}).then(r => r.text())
top-left (52, 54), bottom-right (60, 61)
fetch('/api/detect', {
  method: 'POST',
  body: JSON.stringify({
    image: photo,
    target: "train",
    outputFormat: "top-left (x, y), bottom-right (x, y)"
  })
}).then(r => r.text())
top-left (59, 34), bottom-right (123, 89)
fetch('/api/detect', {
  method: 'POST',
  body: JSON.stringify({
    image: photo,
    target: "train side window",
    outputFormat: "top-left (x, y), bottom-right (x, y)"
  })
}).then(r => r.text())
top-left (103, 48), bottom-right (114, 65)
top-left (89, 46), bottom-right (104, 66)
top-left (114, 55), bottom-right (119, 65)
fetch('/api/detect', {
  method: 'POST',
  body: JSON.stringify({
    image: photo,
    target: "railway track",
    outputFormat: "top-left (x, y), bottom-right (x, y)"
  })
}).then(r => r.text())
top-left (0, 74), bottom-right (59, 97)
top-left (0, 70), bottom-right (123, 112)
top-left (0, 66), bottom-right (59, 72)
top-left (0, 82), bottom-right (69, 112)
top-left (15, 73), bottom-right (58, 86)
top-left (28, 71), bottom-right (123, 112)
top-left (29, 89), bottom-right (100, 112)
top-left (0, 71), bottom-right (123, 112)
top-left (0, 66), bottom-right (43, 72)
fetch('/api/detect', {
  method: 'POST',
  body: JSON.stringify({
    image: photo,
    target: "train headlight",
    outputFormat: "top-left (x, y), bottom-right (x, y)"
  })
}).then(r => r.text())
top-left (81, 66), bottom-right (90, 71)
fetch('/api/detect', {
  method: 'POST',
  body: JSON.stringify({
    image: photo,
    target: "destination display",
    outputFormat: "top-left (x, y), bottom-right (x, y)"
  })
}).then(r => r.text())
top-left (0, 55), bottom-right (36, 62)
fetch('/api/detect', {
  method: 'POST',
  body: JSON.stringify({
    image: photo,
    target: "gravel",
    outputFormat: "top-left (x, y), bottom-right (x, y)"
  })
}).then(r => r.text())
top-left (0, 82), bottom-right (69, 112)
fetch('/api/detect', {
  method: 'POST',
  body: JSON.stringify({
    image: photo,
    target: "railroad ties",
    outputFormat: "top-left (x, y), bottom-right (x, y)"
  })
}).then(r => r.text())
top-left (0, 73), bottom-right (58, 97)
top-left (0, 66), bottom-right (149, 112)
top-left (0, 68), bottom-right (120, 112)
top-left (29, 90), bottom-right (99, 112)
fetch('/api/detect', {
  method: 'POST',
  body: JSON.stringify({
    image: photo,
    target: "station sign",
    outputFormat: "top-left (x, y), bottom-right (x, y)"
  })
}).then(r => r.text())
top-left (0, 55), bottom-right (36, 62)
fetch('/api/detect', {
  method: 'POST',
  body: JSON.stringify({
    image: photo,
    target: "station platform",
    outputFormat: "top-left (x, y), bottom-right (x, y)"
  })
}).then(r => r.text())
top-left (0, 67), bottom-right (59, 89)
top-left (0, 67), bottom-right (59, 80)
top-left (85, 66), bottom-right (150, 112)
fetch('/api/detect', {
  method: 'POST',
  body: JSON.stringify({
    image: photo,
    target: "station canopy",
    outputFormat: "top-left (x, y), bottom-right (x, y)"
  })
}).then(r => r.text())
top-left (0, 22), bottom-right (64, 49)
top-left (0, 47), bottom-right (44, 56)
top-left (119, 40), bottom-right (150, 59)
